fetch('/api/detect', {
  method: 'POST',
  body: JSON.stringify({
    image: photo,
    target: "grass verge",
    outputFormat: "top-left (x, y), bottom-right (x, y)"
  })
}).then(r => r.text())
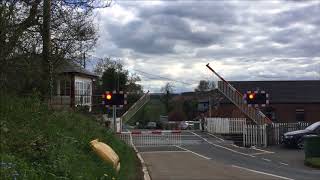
top-left (0, 94), bottom-right (142, 179)
top-left (305, 157), bottom-right (320, 169)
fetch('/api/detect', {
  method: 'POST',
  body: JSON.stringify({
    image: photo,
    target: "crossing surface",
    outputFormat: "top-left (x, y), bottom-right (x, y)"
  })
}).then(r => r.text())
top-left (136, 131), bottom-right (320, 180)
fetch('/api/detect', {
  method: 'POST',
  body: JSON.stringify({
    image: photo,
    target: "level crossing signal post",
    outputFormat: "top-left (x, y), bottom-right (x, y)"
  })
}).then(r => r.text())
top-left (102, 91), bottom-right (127, 132)
top-left (244, 90), bottom-right (269, 146)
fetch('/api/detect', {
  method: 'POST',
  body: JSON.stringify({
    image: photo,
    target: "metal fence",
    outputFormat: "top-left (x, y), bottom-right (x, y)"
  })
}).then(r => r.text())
top-left (267, 122), bottom-right (310, 145)
top-left (117, 130), bottom-right (182, 147)
top-left (206, 118), bottom-right (246, 134)
top-left (205, 118), bottom-right (311, 147)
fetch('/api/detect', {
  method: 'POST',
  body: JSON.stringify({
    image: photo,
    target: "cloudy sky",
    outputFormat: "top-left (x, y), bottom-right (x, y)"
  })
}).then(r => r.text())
top-left (92, 0), bottom-right (320, 93)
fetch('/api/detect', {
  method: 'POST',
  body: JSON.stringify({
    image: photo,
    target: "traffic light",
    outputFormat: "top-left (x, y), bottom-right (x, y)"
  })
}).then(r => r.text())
top-left (244, 91), bottom-right (269, 107)
top-left (102, 91), bottom-right (127, 107)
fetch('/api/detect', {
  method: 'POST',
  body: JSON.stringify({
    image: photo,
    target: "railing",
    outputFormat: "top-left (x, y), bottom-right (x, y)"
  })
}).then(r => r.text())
top-left (217, 81), bottom-right (271, 125)
top-left (206, 64), bottom-right (271, 125)
top-left (121, 91), bottom-right (150, 123)
top-left (243, 124), bottom-right (268, 147)
top-left (206, 118), bottom-right (246, 134)
top-left (117, 130), bottom-right (182, 147)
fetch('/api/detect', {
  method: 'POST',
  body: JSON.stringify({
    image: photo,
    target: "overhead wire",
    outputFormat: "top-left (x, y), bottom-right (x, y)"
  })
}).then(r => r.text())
top-left (133, 69), bottom-right (197, 86)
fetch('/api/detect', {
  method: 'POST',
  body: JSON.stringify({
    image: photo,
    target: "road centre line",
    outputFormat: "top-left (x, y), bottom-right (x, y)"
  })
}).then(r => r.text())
top-left (232, 165), bottom-right (294, 180)
top-left (175, 145), bottom-right (211, 160)
top-left (191, 132), bottom-right (255, 158)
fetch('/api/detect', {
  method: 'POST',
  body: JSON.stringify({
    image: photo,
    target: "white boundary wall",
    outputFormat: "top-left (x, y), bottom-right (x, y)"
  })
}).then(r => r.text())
top-left (206, 118), bottom-right (246, 134)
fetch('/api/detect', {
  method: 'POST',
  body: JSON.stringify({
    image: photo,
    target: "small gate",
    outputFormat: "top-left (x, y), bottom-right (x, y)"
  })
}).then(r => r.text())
top-left (243, 124), bottom-right (267, 147)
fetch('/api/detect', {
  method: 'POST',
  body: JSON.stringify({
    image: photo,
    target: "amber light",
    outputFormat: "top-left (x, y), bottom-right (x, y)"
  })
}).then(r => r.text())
top-left (249, 93), bottom-right (255, 99)
top-left (106, 94), bottom-right (112, 100)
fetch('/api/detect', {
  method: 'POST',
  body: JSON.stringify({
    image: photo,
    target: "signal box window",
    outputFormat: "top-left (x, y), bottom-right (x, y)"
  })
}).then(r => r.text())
top-left (296, 109), bottom-right (305, 122)
top-left (60, 79), bottom-right (71, 96)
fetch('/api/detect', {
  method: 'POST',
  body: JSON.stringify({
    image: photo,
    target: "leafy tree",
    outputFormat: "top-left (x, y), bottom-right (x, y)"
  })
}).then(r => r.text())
top-left (160, 82), bottom-right (174, 113)
top-left (182, 99), bottom-right (198, 121)
top-left (195, 80), bottom-right (215, 92)
top-left (94, 58), bottom-right (144, 115)
top-left (95, 57), bottom-right (143, 94)
top-left (0, 0), bottom-right (111, 95)
top-left (168, 109), bottom-right (187, 122)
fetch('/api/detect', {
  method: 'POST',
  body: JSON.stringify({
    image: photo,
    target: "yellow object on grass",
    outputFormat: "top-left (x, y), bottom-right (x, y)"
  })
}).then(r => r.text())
top-left (90, 139), bottom-right (121, 172)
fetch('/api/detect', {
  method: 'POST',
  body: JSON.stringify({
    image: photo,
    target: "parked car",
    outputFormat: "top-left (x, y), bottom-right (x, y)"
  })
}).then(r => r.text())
top-left (146, 122), bottom-right (157, 129)
top-left (180, 121), bottom-right (189, 130)
top-left (282, 121), bottom-right (320, 149)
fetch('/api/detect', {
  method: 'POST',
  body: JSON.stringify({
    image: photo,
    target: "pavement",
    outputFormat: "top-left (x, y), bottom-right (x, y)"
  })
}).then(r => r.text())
top-left (137, 131), bottom-right (320, 180)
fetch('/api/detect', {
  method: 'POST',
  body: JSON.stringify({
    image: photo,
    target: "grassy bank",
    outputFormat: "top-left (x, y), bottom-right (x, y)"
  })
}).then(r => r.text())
top-left (0, 94), bottom-right (142, 179)
top-left (305, 157), bottom-right (320, 169)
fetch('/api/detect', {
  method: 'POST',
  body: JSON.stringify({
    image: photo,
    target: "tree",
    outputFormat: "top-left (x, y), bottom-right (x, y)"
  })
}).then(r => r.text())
top-left (195, 80), bottom-right (215, 92)
top-left (194, 80), bottom-right (224, 117)
top-left (182, 99), bottom-right (198, 121)
top-left (160, 82), bottom-right (174, 113)
top-left (94, 58), bottom-right (144, 115)
top-left (95, 57), bottom-right (143, 94)
top-left (168, 109), bottom-right (187, 122)
top-left (0, 0), bottom-right (111, 95)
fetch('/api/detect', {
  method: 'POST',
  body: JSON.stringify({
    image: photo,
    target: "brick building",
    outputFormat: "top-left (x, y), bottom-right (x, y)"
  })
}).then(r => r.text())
top-left (182, 80), bottom-right (320, 123)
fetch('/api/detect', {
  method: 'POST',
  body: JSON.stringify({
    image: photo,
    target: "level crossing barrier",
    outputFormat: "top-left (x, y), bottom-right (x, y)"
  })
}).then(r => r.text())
top-left (117, 130), bottom-right (182, 147)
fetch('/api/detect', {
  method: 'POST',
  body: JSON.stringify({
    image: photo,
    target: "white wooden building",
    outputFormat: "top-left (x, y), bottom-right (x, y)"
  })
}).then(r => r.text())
top-left (51, 62), bottom-right (98, 111)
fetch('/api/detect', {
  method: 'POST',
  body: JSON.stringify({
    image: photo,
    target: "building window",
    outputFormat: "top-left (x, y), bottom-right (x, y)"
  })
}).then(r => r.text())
top-left (75, 81), bottom-right (91, 105)
top-left (60, 79), bottom-right (71, 96)
top-left (296, 109), bottom-right (305, 122)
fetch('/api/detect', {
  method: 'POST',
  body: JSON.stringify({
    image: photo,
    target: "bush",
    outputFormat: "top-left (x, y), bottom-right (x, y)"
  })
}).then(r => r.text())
top-left (0, 94), bottom-right (142, 179)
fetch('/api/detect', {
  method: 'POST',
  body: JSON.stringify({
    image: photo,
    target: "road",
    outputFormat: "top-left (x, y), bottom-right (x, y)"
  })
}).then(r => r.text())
top-left (137, 131), bottom-right (320, 180)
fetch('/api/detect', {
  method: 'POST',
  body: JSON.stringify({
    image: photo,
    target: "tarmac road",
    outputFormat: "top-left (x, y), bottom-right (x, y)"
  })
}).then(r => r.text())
top-left (138, 131), bottom-right (320, 180)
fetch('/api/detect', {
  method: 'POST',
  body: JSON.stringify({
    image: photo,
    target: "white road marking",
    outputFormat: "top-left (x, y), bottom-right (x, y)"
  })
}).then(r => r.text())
top-left (280, 162), bottom-right (289, 166)
top-left (251, 147), bottom-right (275, 154)
top-left (205, 132), bottom-right (225, 141)
top-left (232, 165), bottom-right (294, 180)
top-left (141, 151), bottom-right (188, 154)
top-left (262, 158), bottom-right (271, 162)
top-left (231, 144), bottom-right (244, 149)
top-left (191, 132), bottom-right (255, 158)
top-left (175, 145), bottom-right (211, 160)
top-left (251, 152), bottom-right (274, 155)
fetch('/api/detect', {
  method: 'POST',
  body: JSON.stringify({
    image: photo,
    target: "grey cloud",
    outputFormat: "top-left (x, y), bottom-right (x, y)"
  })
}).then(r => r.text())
top-left (106, 14), bottom-right (224, 55)
top-left (95, 0), bottom-right (320, 92)
top-left (107, 20), bottom-right (175, 54)
top-left (139, 2), bottom-right (237, 25)
top-left (272, 4), bottom-right (320, 27)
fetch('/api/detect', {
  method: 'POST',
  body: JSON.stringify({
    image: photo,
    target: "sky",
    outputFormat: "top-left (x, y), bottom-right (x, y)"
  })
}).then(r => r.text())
top-left (91, 0), bottom-right (320, 93)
